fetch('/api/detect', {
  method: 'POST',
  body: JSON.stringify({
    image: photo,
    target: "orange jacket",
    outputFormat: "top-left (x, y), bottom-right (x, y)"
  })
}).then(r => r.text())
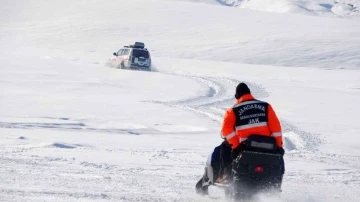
top-left (221, 94), bottom-right (283, 149)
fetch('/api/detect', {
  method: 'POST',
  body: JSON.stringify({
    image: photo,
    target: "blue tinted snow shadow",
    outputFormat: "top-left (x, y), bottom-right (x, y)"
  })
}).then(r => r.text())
top-left (216, 0), bottom-right (236, 6)
top-left (319, 4), bottom-right (332, 10)
top-left (52, 143), bottom-right (77, 149)
top-left (0, 121), bottom-right (153, 135)
top-left (0, 121), bottom-right (85, 130)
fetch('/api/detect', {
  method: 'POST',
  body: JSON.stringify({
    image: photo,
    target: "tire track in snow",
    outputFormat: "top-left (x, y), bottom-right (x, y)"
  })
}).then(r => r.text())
top-left (147, 72), bottom-right (322, 153)
top-left (282, 120), bottom-right (324, 152)
top-left (146, 73), bottom-right (269, 122)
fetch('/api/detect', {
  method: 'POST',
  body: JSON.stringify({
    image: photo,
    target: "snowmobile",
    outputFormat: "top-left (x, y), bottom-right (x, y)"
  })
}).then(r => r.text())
top-left (196, 134), bottom-right (285, 201)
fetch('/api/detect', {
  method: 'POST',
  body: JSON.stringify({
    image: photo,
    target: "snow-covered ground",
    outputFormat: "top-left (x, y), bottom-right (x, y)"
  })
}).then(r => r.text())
top-left (1, 0), bottom-right (360, 201)
top-left (216, 0), bottom-right (360, 17)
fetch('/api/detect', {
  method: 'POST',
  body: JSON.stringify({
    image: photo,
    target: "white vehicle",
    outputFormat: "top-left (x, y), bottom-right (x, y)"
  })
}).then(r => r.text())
top-left (108, 42), bottom-right (151, 71)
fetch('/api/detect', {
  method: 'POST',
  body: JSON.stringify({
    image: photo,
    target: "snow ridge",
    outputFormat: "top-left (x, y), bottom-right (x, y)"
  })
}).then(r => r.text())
top-left (217, 0), bottom-right (360, 17)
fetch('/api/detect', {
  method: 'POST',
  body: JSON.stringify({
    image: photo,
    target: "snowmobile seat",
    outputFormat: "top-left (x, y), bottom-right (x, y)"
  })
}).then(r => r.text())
top-left (242, 134), bottom-right (278, 153)
top-left (234, 134), bottom-right (285, 176)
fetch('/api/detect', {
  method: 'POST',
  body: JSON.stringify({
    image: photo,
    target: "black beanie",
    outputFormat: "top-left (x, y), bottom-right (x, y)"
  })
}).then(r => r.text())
top-left (235, 83), bottom-right (251, 99)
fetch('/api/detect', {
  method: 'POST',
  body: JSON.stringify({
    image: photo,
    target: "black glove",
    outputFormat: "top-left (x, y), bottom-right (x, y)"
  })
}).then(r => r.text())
top-left (231, 145), bottom-right (244, 159)
top-left (231, 150), bottom-right (238, 159)
top-left (277, 147), bottom-right (285, 155)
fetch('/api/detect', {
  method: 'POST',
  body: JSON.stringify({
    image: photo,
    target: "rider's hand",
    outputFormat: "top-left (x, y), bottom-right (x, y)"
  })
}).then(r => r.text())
top-left (278, 147), bottom-right (285, 155)
top-left (231, 149), bottom-right (238, 159)
top-left (231, 145), bottom-right (243, 159)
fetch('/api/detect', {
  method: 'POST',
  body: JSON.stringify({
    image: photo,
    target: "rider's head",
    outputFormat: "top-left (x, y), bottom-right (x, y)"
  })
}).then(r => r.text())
top-left (235, 83), bottom-right (251, 99)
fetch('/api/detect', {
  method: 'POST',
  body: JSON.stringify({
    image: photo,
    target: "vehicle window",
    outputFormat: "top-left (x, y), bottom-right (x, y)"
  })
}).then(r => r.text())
top-left (132, 49), bottom-right (149, 58)
top-left (117, 49), bottom-right (123, 56)
top-left (123, 49), bottom-right (130, 55)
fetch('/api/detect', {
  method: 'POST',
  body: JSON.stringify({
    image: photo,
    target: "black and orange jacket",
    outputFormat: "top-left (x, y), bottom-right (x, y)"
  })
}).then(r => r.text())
top-left (221, 94), bottom-right (283, 149)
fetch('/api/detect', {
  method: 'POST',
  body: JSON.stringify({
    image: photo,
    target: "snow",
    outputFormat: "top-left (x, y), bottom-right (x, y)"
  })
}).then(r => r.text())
top-left (217, 0), bottom-right (360, 17)
top-left (1, 0), bottom-right (360, 201)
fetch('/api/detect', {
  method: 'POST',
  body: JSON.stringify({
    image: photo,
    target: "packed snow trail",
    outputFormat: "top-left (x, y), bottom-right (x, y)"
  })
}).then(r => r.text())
top-left (148, 70), bottom-right (323, 151)
top-left (147, 75), bottom-right (264, 122)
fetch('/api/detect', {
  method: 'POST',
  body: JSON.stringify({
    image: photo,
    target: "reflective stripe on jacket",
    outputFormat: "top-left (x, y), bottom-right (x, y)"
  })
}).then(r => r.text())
top-left (221, 94), bottom-right (283, 149)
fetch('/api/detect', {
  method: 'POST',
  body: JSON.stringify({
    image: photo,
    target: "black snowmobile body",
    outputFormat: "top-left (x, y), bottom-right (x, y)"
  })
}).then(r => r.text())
top-left (196, 135), bottom-right (285, 201)
top-left (227, 135), bottom-right (285, 201)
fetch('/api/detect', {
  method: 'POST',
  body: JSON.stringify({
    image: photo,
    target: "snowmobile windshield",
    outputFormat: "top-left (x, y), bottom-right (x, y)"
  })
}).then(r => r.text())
top-left (132, 49), bottom-right (149, 58)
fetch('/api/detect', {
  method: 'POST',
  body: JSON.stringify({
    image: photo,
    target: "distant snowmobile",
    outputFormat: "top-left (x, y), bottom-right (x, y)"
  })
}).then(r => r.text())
top-left (196, 135), bottom-right (285, 201)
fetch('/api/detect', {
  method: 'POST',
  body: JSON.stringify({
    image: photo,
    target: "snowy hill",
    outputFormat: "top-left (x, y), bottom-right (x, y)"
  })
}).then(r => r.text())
top-left (217, 0), bottom-right (360, 17)
top-left (166, 0), bottom-right (360, 17)
top-left (1, 0), bottom-right (360, 201)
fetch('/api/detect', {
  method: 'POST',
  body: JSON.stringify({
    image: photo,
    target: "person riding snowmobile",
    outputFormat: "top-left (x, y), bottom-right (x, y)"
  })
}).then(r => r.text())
top-left (196, 82), bottom-right (285, 195)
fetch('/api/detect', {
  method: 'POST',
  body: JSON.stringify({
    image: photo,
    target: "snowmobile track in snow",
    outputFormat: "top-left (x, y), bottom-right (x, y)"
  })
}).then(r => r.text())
top-left (147, 73), bottom-right (269, 122)
top-left (147, 72), bottom-right (323, 153)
